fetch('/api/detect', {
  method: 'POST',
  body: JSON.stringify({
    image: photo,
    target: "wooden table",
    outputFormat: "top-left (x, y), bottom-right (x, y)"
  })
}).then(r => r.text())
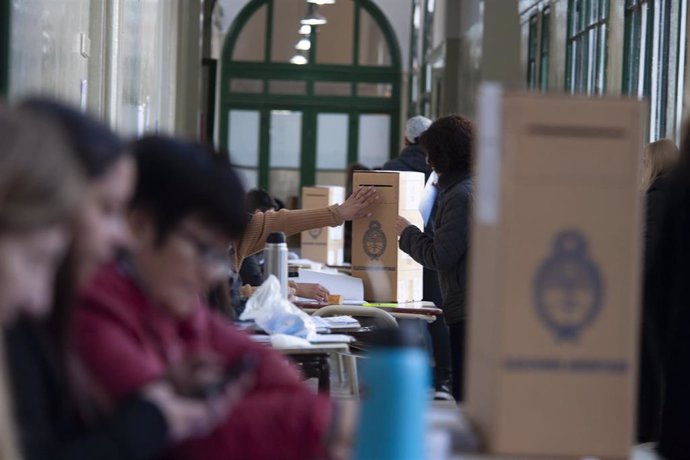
top-left (296, 300), bottom-right (443, 323)
top-left (273, 342), bottom-right (350, 393)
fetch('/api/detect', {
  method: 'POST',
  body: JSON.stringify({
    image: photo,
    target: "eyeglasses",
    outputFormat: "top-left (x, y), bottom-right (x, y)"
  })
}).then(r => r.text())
top-left (174, 226), bottom-right (233, 274)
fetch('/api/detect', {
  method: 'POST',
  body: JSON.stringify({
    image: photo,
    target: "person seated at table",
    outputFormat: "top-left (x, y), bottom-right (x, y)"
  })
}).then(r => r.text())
top-left (395, 114), bottom-right (474, 401)
top-left (3, 101), bottom-right (245, 460)
top-left (74, 136), bottom-right (356, 460)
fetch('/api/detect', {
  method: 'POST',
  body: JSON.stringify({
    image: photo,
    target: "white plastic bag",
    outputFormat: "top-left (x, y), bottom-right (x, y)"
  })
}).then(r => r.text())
top-left (240, 275), bottom-right (316, 339)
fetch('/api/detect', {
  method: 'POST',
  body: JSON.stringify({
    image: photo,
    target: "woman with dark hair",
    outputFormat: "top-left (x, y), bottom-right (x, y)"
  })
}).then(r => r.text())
top-left (74, 136), bottom-right (357, 460)
top-left (5, 100), bottom-right (243, 460)
top-left (395, 114), bottom-right (474, 401)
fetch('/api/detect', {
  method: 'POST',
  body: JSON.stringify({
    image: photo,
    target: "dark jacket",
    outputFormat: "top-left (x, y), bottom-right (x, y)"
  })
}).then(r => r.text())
top-left (637, 175), bottom-right (672, 442)
top-left (382, 144), bottom-right (431, 180)
top-left (240, 253), bottom-right (264, 287)
top-left (399, 172), bottom-right (472, 324)
top-left (645, 162), bottom-right (690, 459)
top-left (4, 317), bottom-right (168, 460)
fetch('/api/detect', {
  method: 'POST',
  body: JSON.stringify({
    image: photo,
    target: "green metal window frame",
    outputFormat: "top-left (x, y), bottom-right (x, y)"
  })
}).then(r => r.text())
top-left (419, 0), bottom-right (434, 117)
top-left (540, 6), bottom-right (551, 91)
top-left (622, 0), bottom-right (653, 97)
top-left (565, 0), bottom-right (610, 95)
top-left (622, 0), bottom-right (678, 140)
top-left (0, 0), bottom-right (9, 97)
top-left (220, 0), bottom-right (402, 191)
top-left (407, 0), bottom-right (421, 118)
top-left (527, 13), bottom-right (539, 89)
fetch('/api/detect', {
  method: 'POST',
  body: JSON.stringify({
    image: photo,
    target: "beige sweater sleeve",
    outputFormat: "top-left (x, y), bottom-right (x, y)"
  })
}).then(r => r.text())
top-left (233, 205), bottom-right (344, 269)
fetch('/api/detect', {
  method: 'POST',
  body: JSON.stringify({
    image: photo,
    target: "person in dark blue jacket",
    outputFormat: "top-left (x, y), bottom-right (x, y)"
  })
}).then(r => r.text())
top-left (396, 114), bottom-right (474, 401)
top-left (384, 116), bottom-right (454, 400)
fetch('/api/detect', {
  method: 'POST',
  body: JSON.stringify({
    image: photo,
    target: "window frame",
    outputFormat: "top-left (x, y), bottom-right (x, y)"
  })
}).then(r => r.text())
top-left (565, 0), bottom-right (610, 95)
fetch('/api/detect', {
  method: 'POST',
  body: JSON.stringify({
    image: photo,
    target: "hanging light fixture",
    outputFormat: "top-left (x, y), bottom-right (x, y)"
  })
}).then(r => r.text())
top-left (300, 4), bottom-right (327, 26)
top-left (299, 24), bottom-right (312, 35)
top-left (295, 37), bottom-right (311, 51)
top-left (290, 53), bottom-right (308, 65)
top-left (307, 0), bottom-right (336, 5)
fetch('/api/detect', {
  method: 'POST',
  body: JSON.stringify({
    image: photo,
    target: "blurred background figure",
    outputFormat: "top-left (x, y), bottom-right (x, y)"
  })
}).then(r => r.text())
top-left (638, 139), bottom-right (680, 444)
top-left (383, 116), bottom-right (432, 173)
top-left (639, 138), bottom-right (680, 437)
top-left (4, 100), bottom-right (243, 460)
top-left (644, 125), bottom-right (690, 458)
top-left (0, 103), bottom-right (85, 460)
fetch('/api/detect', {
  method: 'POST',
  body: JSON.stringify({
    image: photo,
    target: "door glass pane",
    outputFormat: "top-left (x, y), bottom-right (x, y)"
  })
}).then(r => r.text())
top-left (271, 0), bottom-right (303, 63)
top-left (268, 80), bottom-right (307, 95)
top-left (358, 9), bottom-right (392, 66)
top-left (269, 169), bottom-right (301, 204)
top-left (316, 171), bottom-right (347, 187)
top-left (316, 1), bottom-right (354, 64)
top-left (316, 113), bottom-right (348, 169)
top-left (233, 4), bottom-right (266, 62)
top-left (230, 79), bottom-right (263, 93)
top-left (314, 82), bottom-right (352, 96)
top-left (228, 110), bottom-right (260, 167)
top-left (358, 114), bottom-right (390, 168)
top-left (357, 83), bottom-right (393, 97)
top-left (269, 110), bottom-right (302, 168)
top-left (237, 167), bottom-right (259, 190)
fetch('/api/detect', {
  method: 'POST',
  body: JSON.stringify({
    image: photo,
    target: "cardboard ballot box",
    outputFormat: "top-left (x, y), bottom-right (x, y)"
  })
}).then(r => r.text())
top-left (352, 171), bottom-right (425, 302)
top-left (465, 86), bottom-right (645, 458)
top-left (300, 186), bottom-right (345, 266)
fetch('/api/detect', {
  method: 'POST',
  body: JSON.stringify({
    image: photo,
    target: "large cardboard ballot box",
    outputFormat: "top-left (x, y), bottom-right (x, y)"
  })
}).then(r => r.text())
top-left (352, 171), bottom-right (425, 302)
top-left (300, 186), bottom-right (345, 266)
top-left (465, 85), bottom-right (645, 458)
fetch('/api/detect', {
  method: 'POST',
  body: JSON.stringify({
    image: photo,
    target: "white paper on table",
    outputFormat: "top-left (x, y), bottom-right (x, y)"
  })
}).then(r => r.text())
top-left (288, 259), bottom-right (324, 271)
top-left (309, 334), bottom-right (354, 344)
top-left (295, 269), bottom-right (364, 302)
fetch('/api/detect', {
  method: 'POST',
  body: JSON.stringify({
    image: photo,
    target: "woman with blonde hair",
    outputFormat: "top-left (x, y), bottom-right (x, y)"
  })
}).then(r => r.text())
top-left (642, 138), bottom-right (680, 190)
top-left (0, 104), bottom-right (86, 459)
top-left (638, 138), bottom-right (680, 443)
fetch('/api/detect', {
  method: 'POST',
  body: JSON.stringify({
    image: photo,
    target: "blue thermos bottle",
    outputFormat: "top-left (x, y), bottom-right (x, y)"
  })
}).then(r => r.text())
top-left (354, 323), bottom-right (431, 460)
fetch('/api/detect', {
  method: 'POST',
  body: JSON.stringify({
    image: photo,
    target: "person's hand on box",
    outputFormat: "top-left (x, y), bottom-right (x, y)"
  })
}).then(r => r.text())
top-left (396, 216), bottom-right (412, 236)
top-left (337, 186), bottom-right (379, 220)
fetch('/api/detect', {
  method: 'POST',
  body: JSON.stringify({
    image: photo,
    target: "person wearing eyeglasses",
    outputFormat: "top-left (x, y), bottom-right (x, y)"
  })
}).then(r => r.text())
top-left (74, 136), bottom-right (357, 460)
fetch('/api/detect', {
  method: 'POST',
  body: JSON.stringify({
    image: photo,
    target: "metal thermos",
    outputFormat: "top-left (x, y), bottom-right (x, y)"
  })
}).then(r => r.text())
top-left (264, 232), bottom-right (288, 298)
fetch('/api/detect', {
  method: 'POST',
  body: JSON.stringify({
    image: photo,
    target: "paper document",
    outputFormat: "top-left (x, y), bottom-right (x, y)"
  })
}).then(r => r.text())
top-left (295, 269), bottom-right (364, 302)
top-left (309, 334), bottom-right (354, 344)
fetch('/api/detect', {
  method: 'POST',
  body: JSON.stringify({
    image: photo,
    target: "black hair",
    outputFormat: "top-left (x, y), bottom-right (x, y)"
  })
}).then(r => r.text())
top-left (131, 136), bottom-right (249, 243)
top-left (246, 188), bottom-right (277, 213)
top-left (419, 114), bottom-right (474, 175)
top-left (20, 98), bottom-right (127, 179)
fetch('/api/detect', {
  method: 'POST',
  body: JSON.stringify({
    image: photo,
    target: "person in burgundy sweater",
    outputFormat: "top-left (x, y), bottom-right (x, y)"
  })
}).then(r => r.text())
top-left (74, 136), bottom-right (354, 460)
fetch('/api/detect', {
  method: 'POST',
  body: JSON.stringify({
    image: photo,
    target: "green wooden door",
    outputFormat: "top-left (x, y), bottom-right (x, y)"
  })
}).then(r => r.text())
top-left (220, 0), bottom-right (402, 202)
